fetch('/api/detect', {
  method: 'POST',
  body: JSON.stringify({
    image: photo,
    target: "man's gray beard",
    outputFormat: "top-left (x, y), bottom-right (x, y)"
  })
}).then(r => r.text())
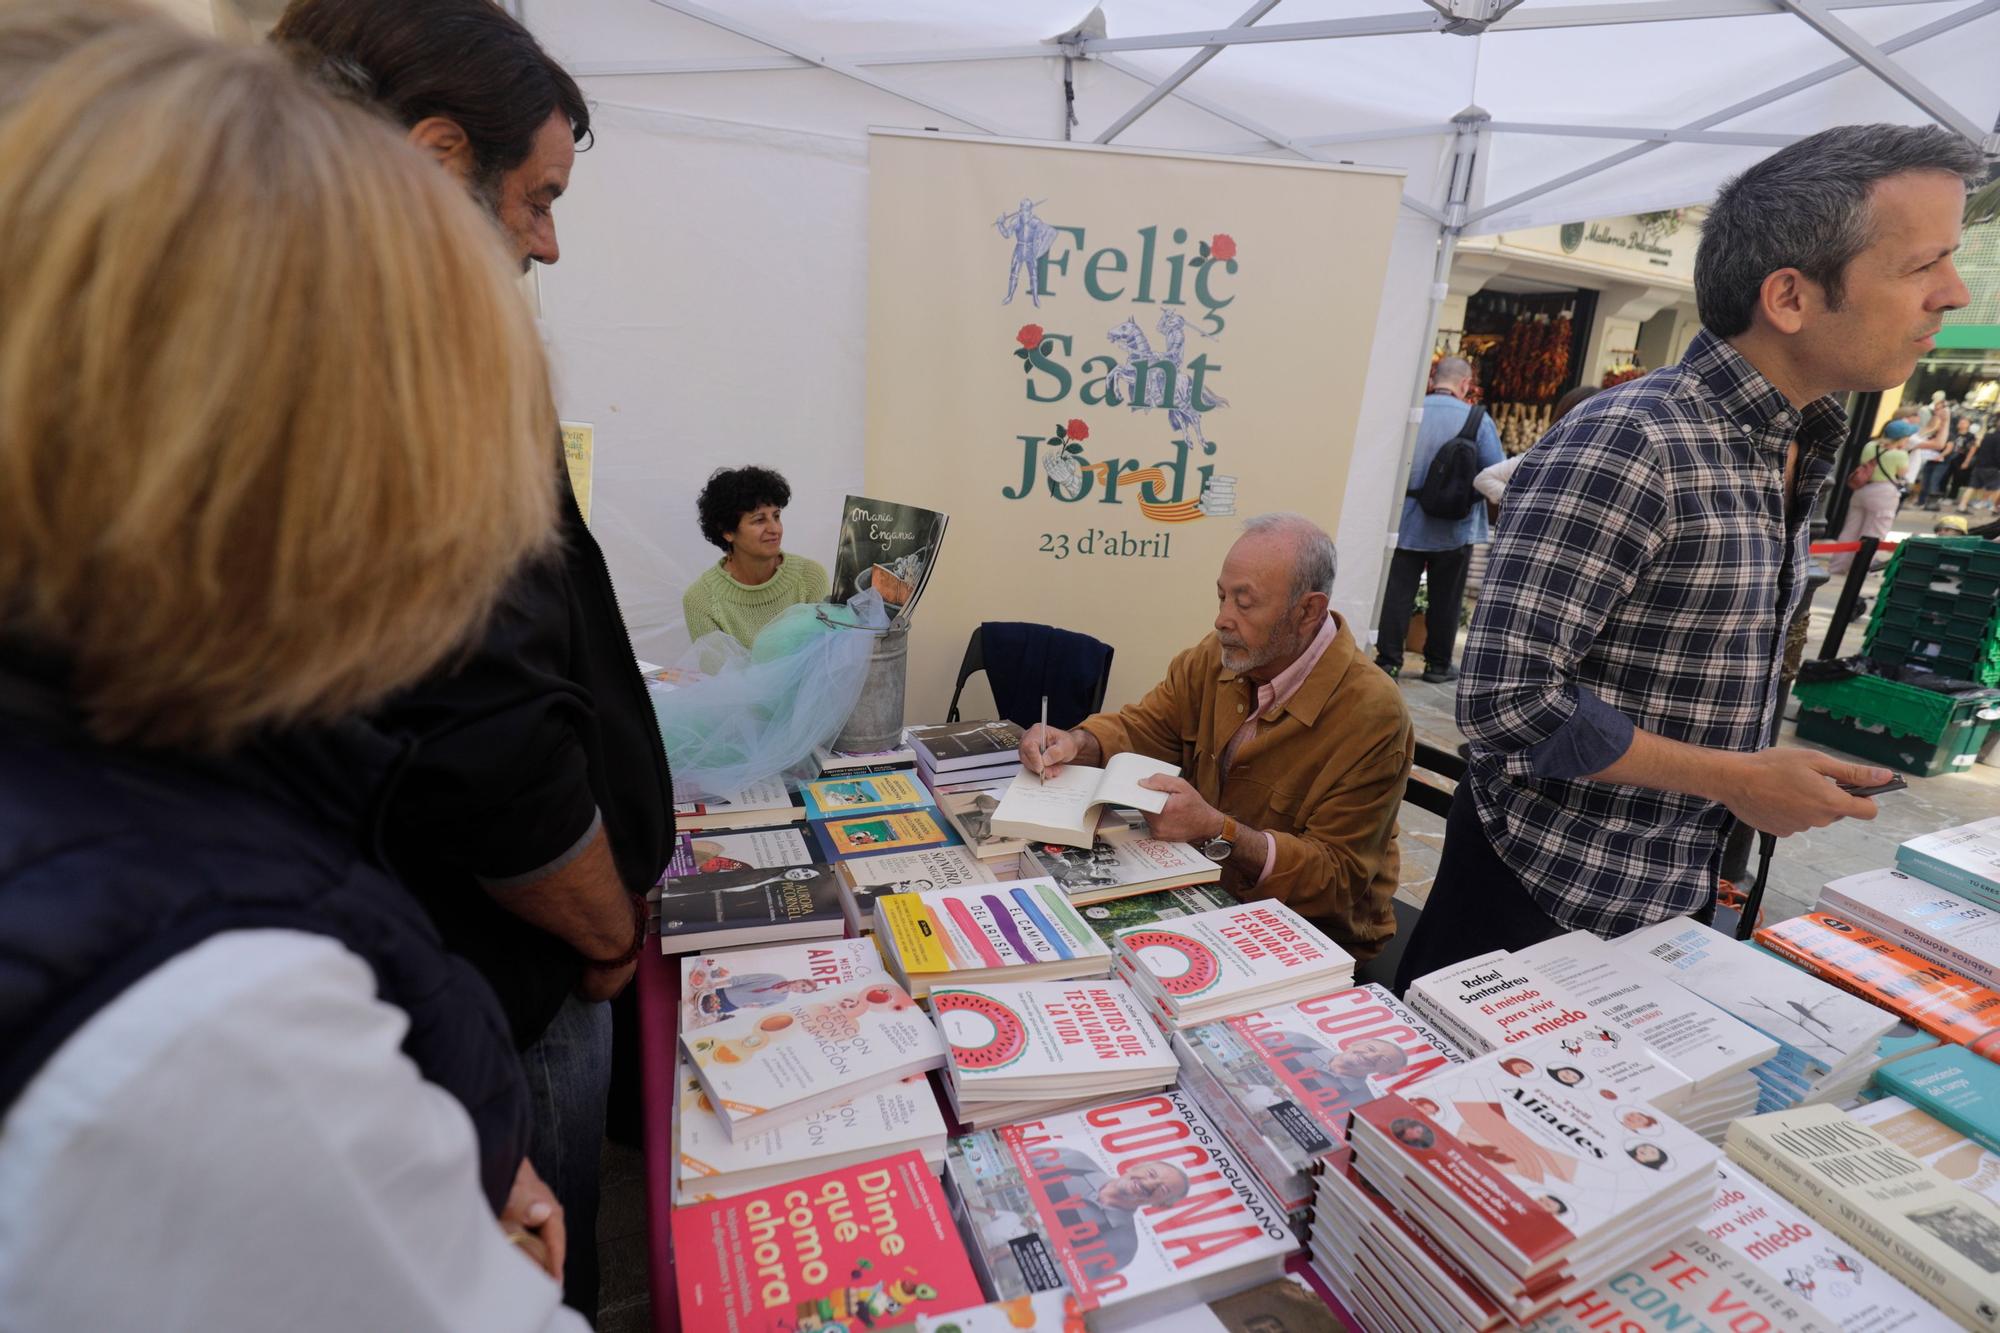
top-left (1221, 623), bottom-right (1302, 675)
top-left (469, 168), bottom-right (529, 274)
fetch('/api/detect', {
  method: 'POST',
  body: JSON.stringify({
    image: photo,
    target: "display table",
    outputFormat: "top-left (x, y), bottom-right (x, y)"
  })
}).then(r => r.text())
top-left (633, 924), bottom-right (1372, 1332)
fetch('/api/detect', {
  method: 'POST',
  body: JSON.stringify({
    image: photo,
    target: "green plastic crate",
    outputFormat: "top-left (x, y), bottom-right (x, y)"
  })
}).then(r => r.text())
top-left (1796, 708), bottom-right (1999, 777)
top-left (1885, 536), bottom-right (2000, 582)
top-left (1791, 672), bottom-right (1998, 738)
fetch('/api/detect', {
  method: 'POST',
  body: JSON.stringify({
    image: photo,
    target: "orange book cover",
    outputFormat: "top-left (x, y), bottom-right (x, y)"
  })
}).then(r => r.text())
top-left (1754, 912), bottom-right (2000, 1057)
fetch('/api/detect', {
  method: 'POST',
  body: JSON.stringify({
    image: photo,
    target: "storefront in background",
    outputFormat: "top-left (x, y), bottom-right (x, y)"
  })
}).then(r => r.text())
top-left (1441, 210), bottom-right (1703, 454)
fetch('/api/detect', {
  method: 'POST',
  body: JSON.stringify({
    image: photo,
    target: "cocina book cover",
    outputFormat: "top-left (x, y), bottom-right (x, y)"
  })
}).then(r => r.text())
top-left (674, 1149), bottom-right (985, 1333)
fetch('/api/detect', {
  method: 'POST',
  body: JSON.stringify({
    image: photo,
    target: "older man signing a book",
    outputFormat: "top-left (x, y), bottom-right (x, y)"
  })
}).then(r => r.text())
top-left (1019, 514), bottom-right (1413, 958)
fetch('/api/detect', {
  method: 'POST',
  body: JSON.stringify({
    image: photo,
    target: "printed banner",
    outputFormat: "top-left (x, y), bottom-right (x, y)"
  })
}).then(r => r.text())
top-left (864, 132), bottom-right (1403, 718)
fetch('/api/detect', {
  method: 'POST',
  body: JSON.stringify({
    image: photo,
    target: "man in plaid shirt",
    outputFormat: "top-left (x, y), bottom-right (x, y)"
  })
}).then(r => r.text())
top-left (1397, 125), bottom-right (1982, 989)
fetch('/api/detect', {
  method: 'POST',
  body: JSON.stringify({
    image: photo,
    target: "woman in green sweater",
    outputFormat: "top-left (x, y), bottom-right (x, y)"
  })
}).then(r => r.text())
top-left (683, 466), bottom-right (829, 646)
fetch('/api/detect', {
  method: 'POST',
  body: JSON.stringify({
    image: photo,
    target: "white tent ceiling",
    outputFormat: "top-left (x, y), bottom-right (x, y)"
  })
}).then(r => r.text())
top-left (518, 0), bottom-right (1999, 666)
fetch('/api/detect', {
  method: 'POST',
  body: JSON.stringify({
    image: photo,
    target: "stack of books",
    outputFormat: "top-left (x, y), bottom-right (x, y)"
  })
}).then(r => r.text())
top-left (1820, 865), bottom-right (2000, 991)
top-left (907, 719), bottom-right (1025, 793)
top-left (674, 1150), bottom-right (986, 1333)
top-left (1897, 815), bottom-right (2000, 908)
top-left (652, 862), bottom-right (846, 954)
top-left (1514, 930), bottom-right (1776, 1141)
top-left (1728, 1103), bottom-right (2000, 1330)
top-left (832, 844), bottom-right (994, 933)
top-left (679, 974), bottom-right (945, 1140)
top-left (944, 1089), bottom-right (1296, 1329)
top-left (797, 771), bottom-right (935, 823)
top-left (1113, 900), bottom-right (1354, 1030)
top-left (932, 787), bottom-right (1029, 861)
top-left (1873, 1043), bottom-right (2000, 1155)
top-left (673, 942), bottom-right (949, 1204)
top-left (1073, 882), bottom-right (1235, 946)
top-left (810, 806), bottom-right (958, 861)
top-left (1174, 982), bottom-right (1465, 1217)
top-left (1755, 912), bottom-right (2000, 1057)
top-left (873, 878), bottom-right (1113, 998)
top-left (674, 776), bottom-right (803, 831)
top-left (1405, 951), bottom-right (1599, 1056)
top-left (1022, 822), bottom-right (1221, 906)
top-left (1704, 1158), bottom-right (1949, 1330)
top-left (812, 738), bottom-right (917, 776)
top-left (930, 979), bottom-right (1177, 1128)
top-left (1331, 1045), bottom-right (1723, 1324)
top-left (1854, 1095), bottom-right (2000, 1205)
top-left (668, 820), bottom-right (817, 877)
top-left (1613, 917), bottom-right (1907, 1111)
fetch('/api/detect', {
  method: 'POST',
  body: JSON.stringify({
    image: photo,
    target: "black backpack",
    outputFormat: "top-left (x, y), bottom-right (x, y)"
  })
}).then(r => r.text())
top-left (1407, 403), bottom-right (1485, 521)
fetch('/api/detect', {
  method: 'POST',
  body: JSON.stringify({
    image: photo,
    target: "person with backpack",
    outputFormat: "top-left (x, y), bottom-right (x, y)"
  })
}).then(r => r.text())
top-left (1828, 417), bottom-right (1915, 574)
top-left (1374, 356), bottom-right (1504, 683)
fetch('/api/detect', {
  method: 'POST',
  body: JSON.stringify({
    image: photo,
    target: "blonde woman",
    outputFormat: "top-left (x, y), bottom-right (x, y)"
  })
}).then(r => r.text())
top-left (0, 5), bottom-right (583, 1329)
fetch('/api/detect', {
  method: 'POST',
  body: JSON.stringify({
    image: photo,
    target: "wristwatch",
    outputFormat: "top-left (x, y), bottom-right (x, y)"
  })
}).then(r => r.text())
top-left (1201, 815), bottom-right (1238, 864)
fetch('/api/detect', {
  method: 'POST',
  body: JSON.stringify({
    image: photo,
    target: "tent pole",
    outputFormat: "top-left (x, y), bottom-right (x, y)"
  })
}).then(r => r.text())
top-left (1370, 109), bottom-right (1487, 661)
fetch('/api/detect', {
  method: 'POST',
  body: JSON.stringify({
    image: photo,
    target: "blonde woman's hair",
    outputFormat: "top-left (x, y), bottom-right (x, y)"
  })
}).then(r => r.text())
top-left (0, 0), bottom-right (557, 749)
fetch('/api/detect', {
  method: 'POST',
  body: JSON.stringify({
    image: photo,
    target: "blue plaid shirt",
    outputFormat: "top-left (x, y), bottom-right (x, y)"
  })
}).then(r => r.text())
top-left (1457, 331), bottom-right (1847, 937)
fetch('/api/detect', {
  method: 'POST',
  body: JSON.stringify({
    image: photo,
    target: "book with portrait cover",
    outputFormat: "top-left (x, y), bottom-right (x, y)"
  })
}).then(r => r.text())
top-left (679, 938), bottom-right (886, 1032)
top-left (944, 1089), bottom-right (1294, 1329)
top-left (1023, 825), bottom-right (1221, 906)
top-left (1704, 1158), bottom-right (1953, 1332)
top-left (653, 863), bottom-right (845, 954)
top-left (1727, 1103), bottom-right (2000, 1331)
top-left (674, 1150), bottom-right (984, 1333)
top-left (1175, 983), bottom-right (1466, 1213)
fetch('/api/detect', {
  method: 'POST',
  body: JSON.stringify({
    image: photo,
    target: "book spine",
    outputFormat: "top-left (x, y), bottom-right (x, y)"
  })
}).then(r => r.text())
top-left (1827, 892), bottom-right (2000, 993)
top-left (1728, 1131), bottom-right (1985, 1324)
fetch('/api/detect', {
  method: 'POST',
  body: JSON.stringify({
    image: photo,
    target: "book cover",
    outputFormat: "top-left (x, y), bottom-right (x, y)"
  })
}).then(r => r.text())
top-left (912, 1290), bottom-right (1087, 1333)
top-left (1516, 930), bottom-right (1777, 1092)
top-left (814, 809), bottom-right (957, 860)
top-left (1727, 1104), bottom-right (2000, 1330)
top-left (1821, 867), bottom-right (2000, 994)
top-left (1406, 954), bottom-right (1595, 1054)
top-left (680, 939), bottom-right (885, 1031)
top-left (681, 979), bottom-right (945, 1139)
top-left (670, 823), bottom-right (819, 877)
top-left (816, 742), bottom-right (917, 774)
top-left (931, 980), bottom-right (1175, 1093)
top-left (877, 879), bottom-right (1111, 991)
top-left (654, 863), bottom-right (844, 942)
top-left (989, 755), bottom-right (1175, 848)
top-left (672, 1055), bottom-right (945, 1204)
top-left (674, 1150), bottom-right (984, 1333)
top-left (1075, 884), bottom-right (1237, 946)
top-left (906, 719), bottom-right (1025, 769)
top-left (1754, 913), bottom-right (2000, 1056)
top-left (935, 788), bottom-right (1029, 860)
top-left (830, 495), bottom-right (948, 620)
top-left (1116, 900), bottom-right (1350, 1012)
top-left (1705, 1158), bottom-right (1953, 1331)
top-left (1876, 1045), bottom-right (2000, 1156)
top-left (1898, 817), bottom-right (2000, 903)
top-left (945, 1089), bottom-right (1294, 1318)
top-left (674, 775), bottom-right (801, 828)
top-left (838, 846), bottom-right (996, 931)
top-left (1024, 827), bottom-right (1221, 900)
top-left (1190, 983), bottom-right (1466, 1161)
top-left (800, 772), bottom-right (936, 821)
top-left (1530, 1233), bottom-right (1834, 1333)
top-left (1856, 1097), bottom-right (2000, 1211)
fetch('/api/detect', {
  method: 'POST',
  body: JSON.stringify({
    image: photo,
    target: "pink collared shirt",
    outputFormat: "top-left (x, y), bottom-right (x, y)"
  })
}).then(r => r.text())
top-left (1220, 614), bottom-right (1340, 885)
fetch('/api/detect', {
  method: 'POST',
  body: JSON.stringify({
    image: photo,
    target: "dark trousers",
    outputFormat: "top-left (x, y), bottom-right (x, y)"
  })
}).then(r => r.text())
top-left (1376, 544), bottom-right (1472, 672)
top-left (1393, 784), bottom-right (1564, 995)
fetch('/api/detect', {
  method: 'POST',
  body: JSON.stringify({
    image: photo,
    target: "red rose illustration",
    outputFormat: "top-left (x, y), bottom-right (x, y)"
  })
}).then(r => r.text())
top-left (1066, 418), bottom-right (1089, 441)
top-left (1210, 233), bottom-right (1237, 262)
top-left (1017, 323), bottom-right (1046, 350)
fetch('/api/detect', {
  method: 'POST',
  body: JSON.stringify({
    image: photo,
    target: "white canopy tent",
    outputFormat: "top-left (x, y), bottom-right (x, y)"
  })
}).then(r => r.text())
top-left (516, 0), bottom-right (1999, 668)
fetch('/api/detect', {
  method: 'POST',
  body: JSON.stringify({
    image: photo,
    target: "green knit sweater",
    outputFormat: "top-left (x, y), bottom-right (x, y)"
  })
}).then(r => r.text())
top-left (681, 554), bottom-right (829, 647)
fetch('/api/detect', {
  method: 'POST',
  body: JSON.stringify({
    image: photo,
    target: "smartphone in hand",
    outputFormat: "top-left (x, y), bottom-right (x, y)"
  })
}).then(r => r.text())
top-left (1837, 776), bottom-right (1907, 798)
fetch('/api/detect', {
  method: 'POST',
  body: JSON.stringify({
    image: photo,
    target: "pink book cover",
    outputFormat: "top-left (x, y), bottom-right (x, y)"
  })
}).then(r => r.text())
top-left (674, 1149), bottom-right (985, 1333)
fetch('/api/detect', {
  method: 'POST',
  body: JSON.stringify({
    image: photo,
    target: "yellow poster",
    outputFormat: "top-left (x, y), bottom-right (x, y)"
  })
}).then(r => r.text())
top-left (560, 421), bottom-right (593, 523)
top-left (863, 132), bottom-right (1402, 719)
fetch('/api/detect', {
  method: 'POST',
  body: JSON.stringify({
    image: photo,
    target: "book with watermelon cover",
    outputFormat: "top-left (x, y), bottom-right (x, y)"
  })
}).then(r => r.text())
top-left (944, 1089), bottom-right (1295, 1328)
top-left (875, 878), bottom-right (1112, 998)
top-left (1754, 912), bottom-right (2000, 1057)
top-left (931, 979), bottom-right (1176, 1103)
top-left (813, 809), bottom-right (958, 860)
top-left (667, 822), bottom-right (819, 878)
top-left (1704, 1158), bottom-right (1954, 1332)
top-left (680, 978), bottom-right (945, 1140)
top-left (674, 1150), bottom-right (984, 1333)
top-left (800, 771), bottom-right (936, 821)
top-left (1820, 866), bottom-right (2000, 993)
top-left (653, 863), bottom-right (846, 954)
top-left (671, 1056), bottom-right (947, 1205)
top-left (680, 938), bottom-right (885, 1032)
top-left (835, 845), bottom-right (996, 933)
top-left (1874, 1044), bottom-right (2000, 1156)
top-left (1175, 983), bottom-right (1466, 1213)
top-left (1115, 900), bottom-right (1354, 1028)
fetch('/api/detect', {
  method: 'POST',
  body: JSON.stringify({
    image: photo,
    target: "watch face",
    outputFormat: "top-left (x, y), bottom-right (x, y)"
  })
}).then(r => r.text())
top-left (1202, 838), bottom-right (1232, 864)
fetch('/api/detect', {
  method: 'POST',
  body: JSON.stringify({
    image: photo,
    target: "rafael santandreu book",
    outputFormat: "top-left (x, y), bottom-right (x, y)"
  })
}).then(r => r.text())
top-left (945, 1089), bottom-right (1294, 1330)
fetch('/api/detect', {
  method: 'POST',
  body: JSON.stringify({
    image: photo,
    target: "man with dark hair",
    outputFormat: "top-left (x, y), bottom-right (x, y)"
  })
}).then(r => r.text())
top-left (1399, 124), bottom-right (1980, 989)
top-left (273, 2), bottom-right (672, 1318)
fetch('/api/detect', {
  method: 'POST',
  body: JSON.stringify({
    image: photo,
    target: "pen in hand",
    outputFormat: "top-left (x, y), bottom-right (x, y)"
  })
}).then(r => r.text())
top-left (1038, 694), bottom-right (1049, 784)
